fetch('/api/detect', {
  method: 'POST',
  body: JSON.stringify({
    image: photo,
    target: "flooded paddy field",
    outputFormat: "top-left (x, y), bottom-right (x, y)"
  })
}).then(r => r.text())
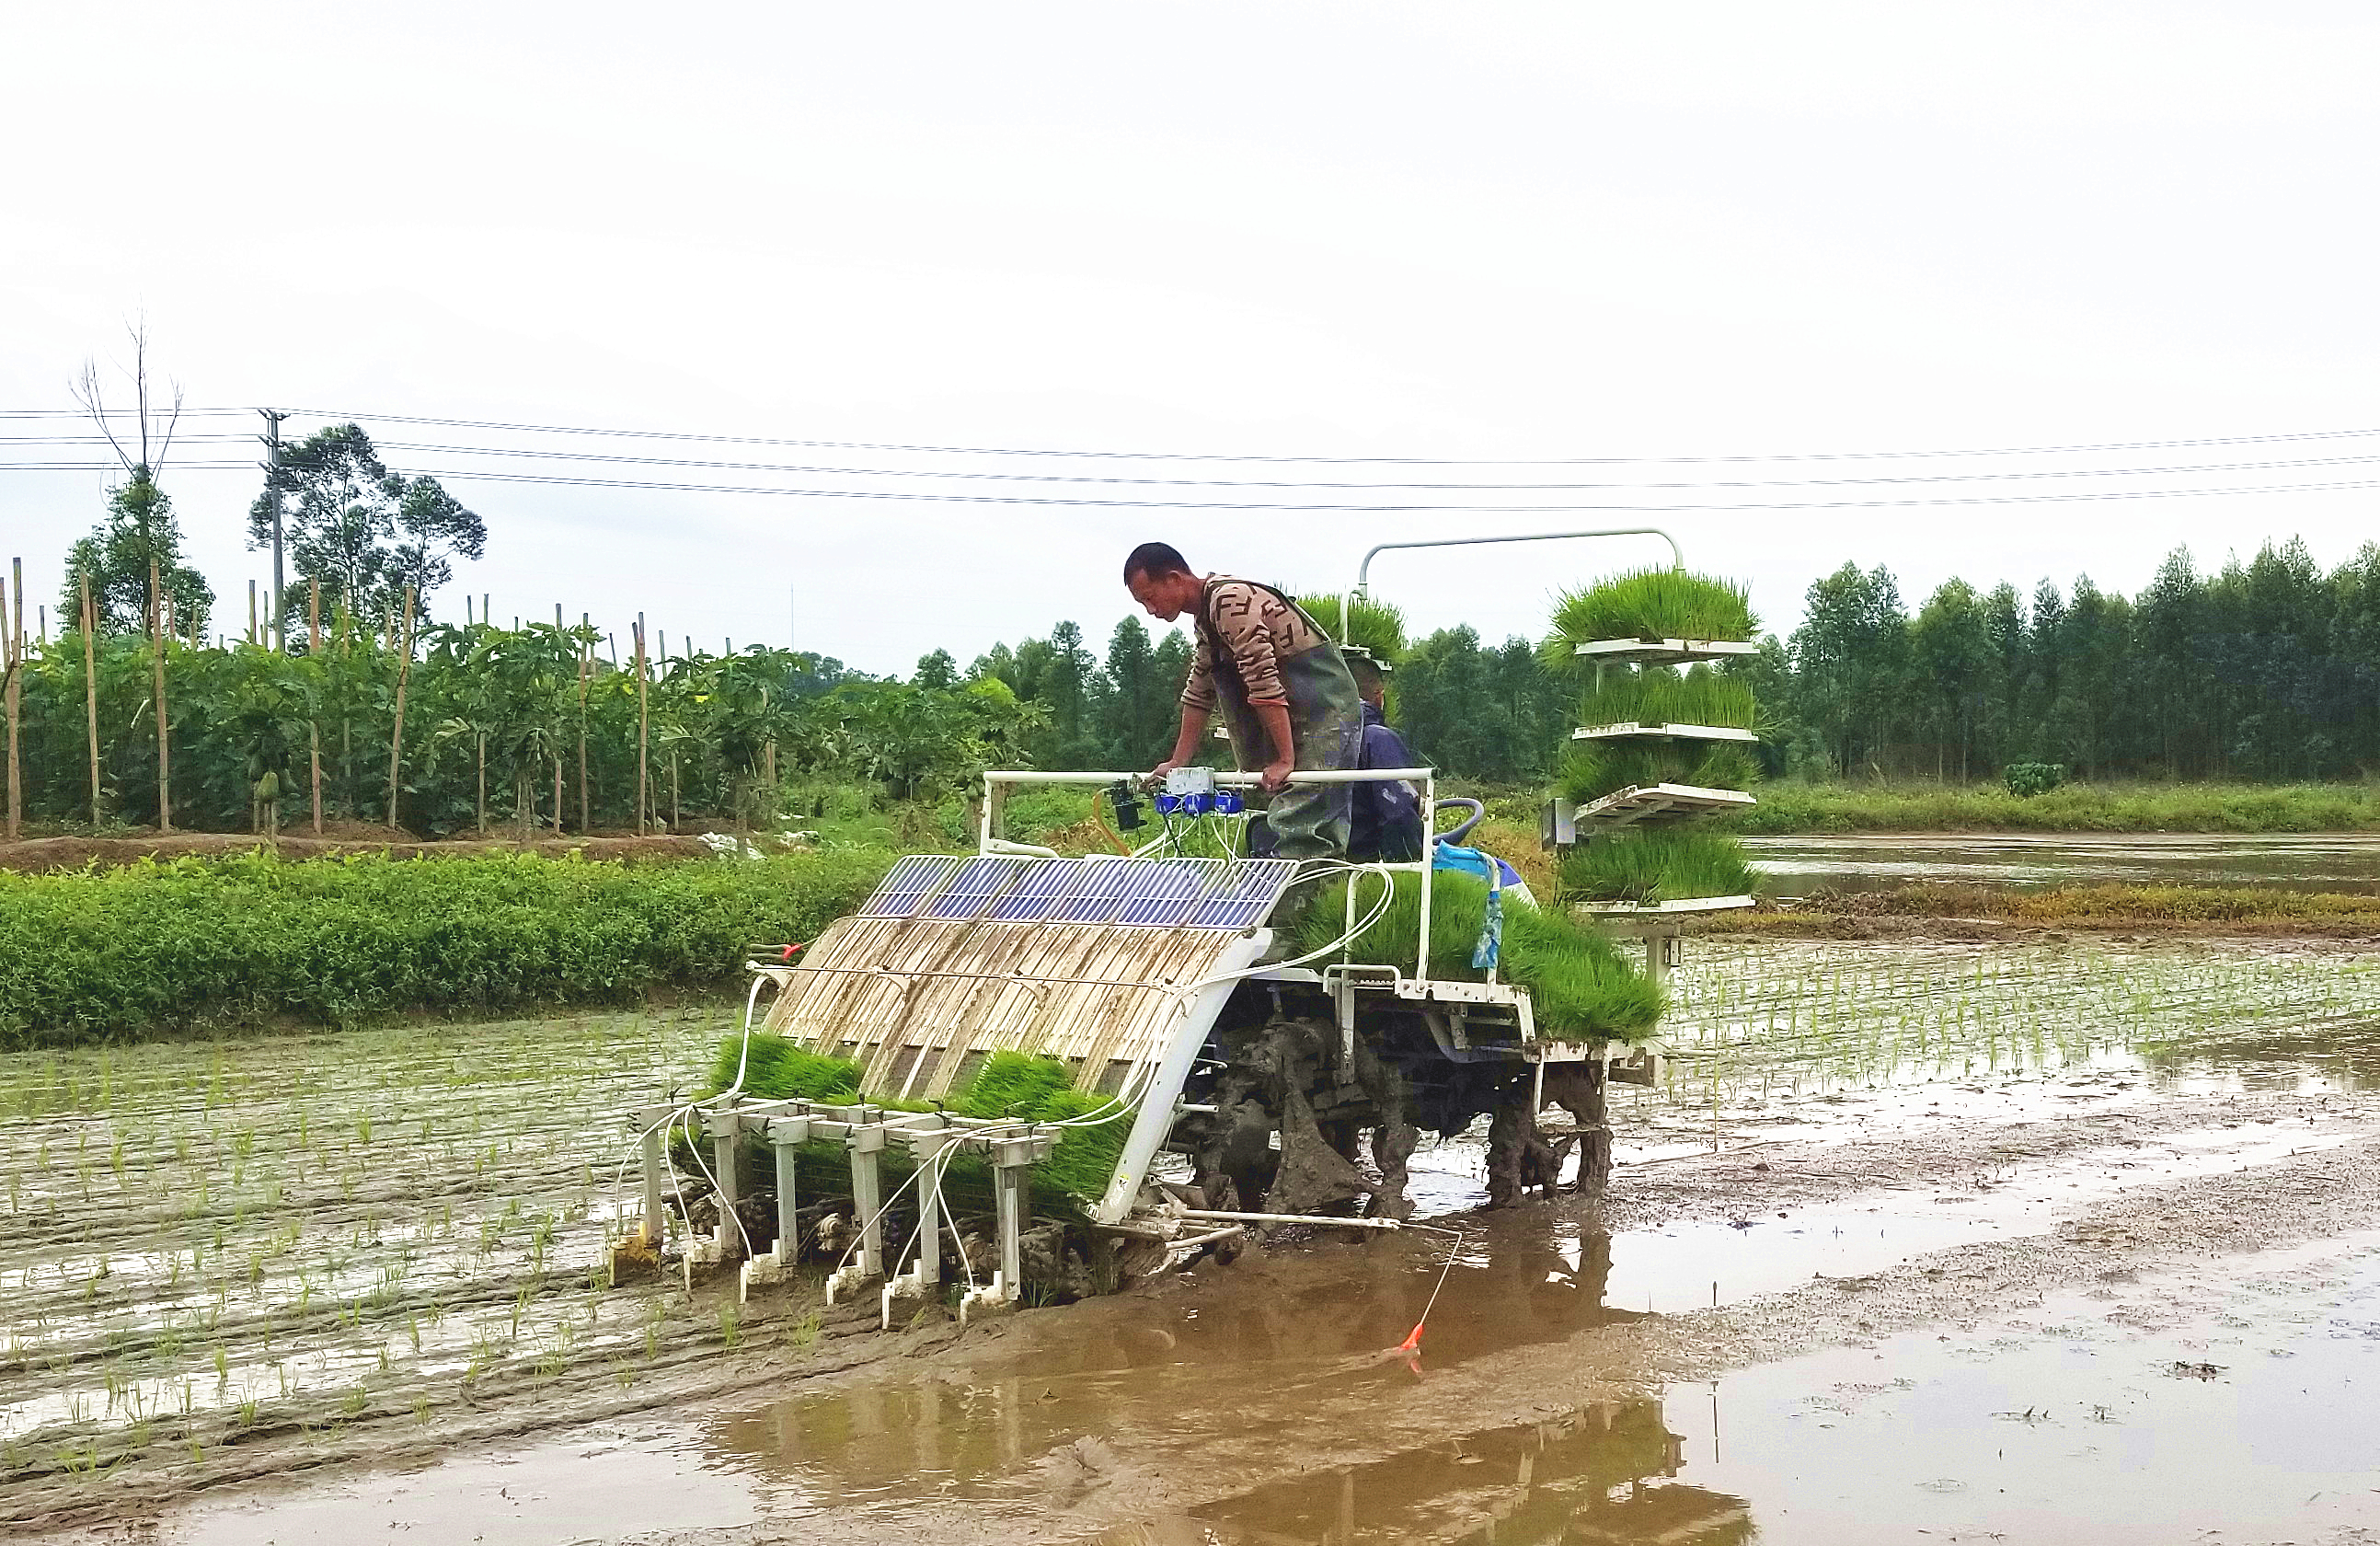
top-left (1744, 830), bottom-right (2380, 896)
top-left (13, 931), bottom-right (2380, 1544)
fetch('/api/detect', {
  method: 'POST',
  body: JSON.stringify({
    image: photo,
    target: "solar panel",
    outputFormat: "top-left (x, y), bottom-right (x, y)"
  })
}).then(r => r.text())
top-left (1115, 859), bottom-right (1223, 925)
top-left (1188, 859), bottom-right (1302, 929)
top-left (1051, 859), bottom-right (1150, 923)
top-left (921, 856), bottom-right (1034, 919)
top-left (987, 858), bottom-right (1087, 922)
top-left (858, 854), bottom-right (966, 918)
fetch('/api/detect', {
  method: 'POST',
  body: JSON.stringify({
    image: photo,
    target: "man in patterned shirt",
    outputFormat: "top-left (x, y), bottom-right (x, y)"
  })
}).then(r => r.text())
top-left (1123, 542), bottom-right (1364, 860)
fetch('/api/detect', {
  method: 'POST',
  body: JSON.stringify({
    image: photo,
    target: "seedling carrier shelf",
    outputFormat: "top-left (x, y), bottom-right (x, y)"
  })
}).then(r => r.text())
top-left (1553, 626), bottom-right (1761, 1018)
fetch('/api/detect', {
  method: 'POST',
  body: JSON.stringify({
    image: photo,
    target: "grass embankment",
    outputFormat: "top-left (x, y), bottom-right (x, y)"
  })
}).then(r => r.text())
top-left (1731, 781), bottom-right (2380, 835)
top-left (0, 848), bottom-right (892, 1047)
top-left (1707, 883), bottom-right (2380, 938)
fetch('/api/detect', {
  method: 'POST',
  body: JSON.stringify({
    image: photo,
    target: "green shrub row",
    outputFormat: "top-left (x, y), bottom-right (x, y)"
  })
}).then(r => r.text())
top-left (0, 848), bottom-right (893, 1046)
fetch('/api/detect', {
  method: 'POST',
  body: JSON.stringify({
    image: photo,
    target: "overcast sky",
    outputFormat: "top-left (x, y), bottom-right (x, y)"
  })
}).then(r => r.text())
top-left (4, 3), bottom-right (2375, 673)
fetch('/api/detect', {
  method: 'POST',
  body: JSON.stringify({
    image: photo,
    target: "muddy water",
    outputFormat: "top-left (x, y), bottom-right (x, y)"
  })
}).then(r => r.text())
top-left (1112, 1233), bottom-right (2380, 1545)
top-left (15, 936), bottom-right (2380, 1543)
top-left (1743, 830), bottom-right (2380, 895)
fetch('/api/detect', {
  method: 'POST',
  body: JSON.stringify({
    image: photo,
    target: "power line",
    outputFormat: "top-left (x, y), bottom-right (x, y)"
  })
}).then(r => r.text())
top-left (6, 401), bottom-right (2380, 468)
top-left (242, 464), bottom-right (2380, 513)
top-left (0, 408), bottom-right (251, 420)
top-left (288, 406), bottom-right (2380, 467)
top-left (356, 438), bottom-right (2380, 494)
top-left (3, 458), bottom-right (2376, 512)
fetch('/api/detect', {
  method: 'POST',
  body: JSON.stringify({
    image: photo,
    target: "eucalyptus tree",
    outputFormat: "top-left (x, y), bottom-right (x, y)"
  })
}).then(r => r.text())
top-left (249, 424), bottom-right (486, 629)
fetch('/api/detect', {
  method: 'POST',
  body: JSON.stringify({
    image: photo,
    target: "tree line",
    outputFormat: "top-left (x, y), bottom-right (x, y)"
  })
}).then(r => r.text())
top-left (13, 378), bottom-right (2373, 843)
top-left (1776, 539), bottom-right (2380, 782)
top-left (967, 537), bottom-right (2380, 790)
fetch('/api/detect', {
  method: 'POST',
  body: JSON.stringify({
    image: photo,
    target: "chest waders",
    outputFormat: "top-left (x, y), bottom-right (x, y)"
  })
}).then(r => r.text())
top-left (1195, 580), bottom-right (1365, 861)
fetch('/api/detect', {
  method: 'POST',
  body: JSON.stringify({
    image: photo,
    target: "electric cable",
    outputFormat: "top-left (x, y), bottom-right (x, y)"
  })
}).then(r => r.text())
top-left (17, 459), bottom-right (2361, 513)
top-left (334, 438), bottom-right (2380, 494)
top-left (278, 406), bottom-right (2380, 467)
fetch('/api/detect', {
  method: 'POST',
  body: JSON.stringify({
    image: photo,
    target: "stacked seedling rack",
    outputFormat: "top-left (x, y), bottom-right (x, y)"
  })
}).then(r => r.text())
top-left (1543, 568), bottom-right (1765, 992)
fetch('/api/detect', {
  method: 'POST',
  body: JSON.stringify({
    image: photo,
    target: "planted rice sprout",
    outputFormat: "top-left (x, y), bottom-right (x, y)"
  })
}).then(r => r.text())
top-left (0, 1006), bottom-right (733, 1485)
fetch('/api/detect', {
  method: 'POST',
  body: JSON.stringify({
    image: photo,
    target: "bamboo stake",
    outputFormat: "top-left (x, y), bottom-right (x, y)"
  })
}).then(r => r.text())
top-left (4, 560), bottom-right (19, 840)
top-left (151, 559), bottom-right (171, 833)
top-left (634, 615), bottom-right (649, 836)
top-left (551, 752), bottom-right (562, 836)
top-left (247, 579), bottom-right (258, 646)
top-left (81, 574), bottom-right (100, 825)
top-left (576, 616), bottom-right (590, 835)
top-left (308, 580), bottom-right (324, 836)
top-left (385, 584), bottom-right (415, 829)
top-left (477, 734), bottom-right (487, 834)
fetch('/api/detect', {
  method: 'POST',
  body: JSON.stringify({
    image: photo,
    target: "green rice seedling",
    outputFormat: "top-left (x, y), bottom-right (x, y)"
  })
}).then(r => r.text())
top-left (1295, 594), bottom-right (1408, 661)
top-left (717, 1304), bottom-right (740, 1348)
top-left (1558, 828), bottom-right (1758, 905)
top-left (1295, 870), bottom-right (1663, 1040)
top-left (788, 1309), bottom-right (822, 1349)
top-left (1545, 568), bottom-right (1755, 653)
top-left (1572, 664), bottom-right (1758, 733)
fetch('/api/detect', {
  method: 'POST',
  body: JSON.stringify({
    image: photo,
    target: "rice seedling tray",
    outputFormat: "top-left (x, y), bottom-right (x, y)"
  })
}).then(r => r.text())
top-left (1571, 722), bottom-right (1761, 744)
top-left (1580, 782), bottom-right (1759, 827)
top-left (1568, 637), bottom-right (1758, 665)
top-left (1575, 894), bottom-right (1758, 916)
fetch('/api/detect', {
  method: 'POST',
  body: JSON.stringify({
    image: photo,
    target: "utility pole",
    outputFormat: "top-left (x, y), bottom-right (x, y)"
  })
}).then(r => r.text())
top-left (259, 409), bottom-right (288, 651)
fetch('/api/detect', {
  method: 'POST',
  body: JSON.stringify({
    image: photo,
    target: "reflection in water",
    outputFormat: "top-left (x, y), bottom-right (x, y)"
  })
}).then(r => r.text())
top-left (711, 1220), bottom-right (1648, 1509)
top-left (708, 1217), bottom-right (1765, 1543)
top-left (1106, 1402), bottom-right (1753, 1546)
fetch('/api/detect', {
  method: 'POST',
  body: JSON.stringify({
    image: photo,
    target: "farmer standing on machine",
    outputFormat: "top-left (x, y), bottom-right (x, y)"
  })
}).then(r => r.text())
top-left (1123, 542), bottom-right (1363, 860)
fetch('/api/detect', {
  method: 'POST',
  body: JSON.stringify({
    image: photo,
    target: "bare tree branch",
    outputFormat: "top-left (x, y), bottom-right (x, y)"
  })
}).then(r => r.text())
top-left (69, 318), bottom-right (183, 480)
top-left (71, 358), bottom-right (134, 476)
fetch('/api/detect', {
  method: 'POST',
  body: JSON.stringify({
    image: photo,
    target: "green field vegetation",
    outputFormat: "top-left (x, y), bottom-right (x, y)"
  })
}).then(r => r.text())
top-left (1558, 826), bottom-right (1760, 906)
top-left (1298, 870), bottom-right (1664, 1040)
top-left (1730, 779), bottom-right (2380, 834)
top-left (708, 1040), bottom-right (1126, 1212)
top-left (0, 848), bottom-right (891, 1046)
top-left (1544, 569), bottom-right (1757, 652)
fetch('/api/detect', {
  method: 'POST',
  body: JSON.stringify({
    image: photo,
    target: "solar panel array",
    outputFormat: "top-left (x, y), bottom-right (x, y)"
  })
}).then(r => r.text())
top-left (850, 853), bottom-right (1299, 930)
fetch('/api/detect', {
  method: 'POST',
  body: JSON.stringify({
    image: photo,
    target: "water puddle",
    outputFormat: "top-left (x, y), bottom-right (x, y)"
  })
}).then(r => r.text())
top-left (163, 1423), bottom-right (767, 1545)
top-left (1110, 1236), bottom-right (2380, 1543)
